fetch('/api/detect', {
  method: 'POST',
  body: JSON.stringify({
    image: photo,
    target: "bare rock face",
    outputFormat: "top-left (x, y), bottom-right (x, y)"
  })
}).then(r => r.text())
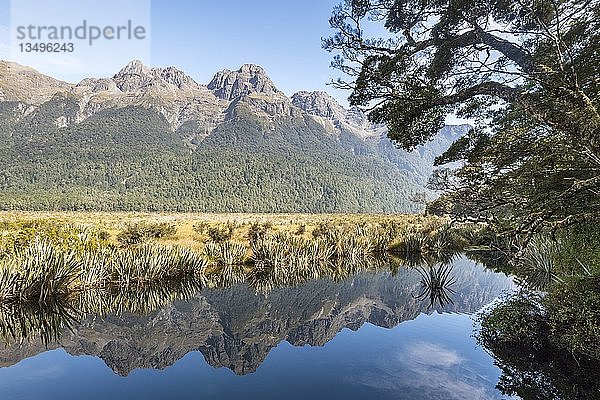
top-left (112, 59), bottom-right (154, 92)
top-left (208, 64), bottom-right (282, 100)
top-left (291, 90), bottom-right (346, 121)
top-left (291, 90), bottom-right (382, 139)
top-left (111, 60), bottom-right (205, 94)
top-left (68, 60), bottom-right (228, 139)
top-left (156, 66), bottom-right (199, 90)
top-left (0, 60), bottom-right (72, 104)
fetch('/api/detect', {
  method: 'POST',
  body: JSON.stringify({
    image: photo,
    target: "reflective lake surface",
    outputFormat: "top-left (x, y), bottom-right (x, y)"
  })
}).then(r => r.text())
top-left (0, 256), bottom-right (514, 400)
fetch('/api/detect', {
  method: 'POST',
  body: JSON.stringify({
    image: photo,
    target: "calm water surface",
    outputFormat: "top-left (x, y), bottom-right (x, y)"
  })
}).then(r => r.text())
top-left (0, 257), bottom-right (514, 400)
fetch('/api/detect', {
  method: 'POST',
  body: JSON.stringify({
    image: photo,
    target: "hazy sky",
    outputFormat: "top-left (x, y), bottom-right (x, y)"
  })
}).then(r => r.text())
top-left (0, 0), bottom-right (353, 105)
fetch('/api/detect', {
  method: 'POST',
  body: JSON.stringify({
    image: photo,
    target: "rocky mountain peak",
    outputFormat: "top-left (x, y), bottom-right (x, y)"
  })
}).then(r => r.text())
top-left (156, 66), bottom-right (199, 90)
top-left (111, 60), bottom-right (203, 93)
top-left (208, 64), bottom-right (281, 100)
top-left (239, 63), bottom-right (266, 75)
top-left (112, 60), bottom-right (154, 92)
top-left (291, 91), bottom-right (346, 121)
top-left (116, 59), bottom-right (151, 75)
top-left (291, 90), bottom-right (381, 139)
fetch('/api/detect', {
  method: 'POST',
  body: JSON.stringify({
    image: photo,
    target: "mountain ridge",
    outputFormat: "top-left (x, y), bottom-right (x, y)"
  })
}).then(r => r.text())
top-left (0, 59), bottom-right (469, 212)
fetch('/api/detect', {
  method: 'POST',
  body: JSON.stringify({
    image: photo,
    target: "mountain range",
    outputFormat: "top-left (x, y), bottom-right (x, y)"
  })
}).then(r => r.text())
top-left (0, 60), bottom-right (467, 212)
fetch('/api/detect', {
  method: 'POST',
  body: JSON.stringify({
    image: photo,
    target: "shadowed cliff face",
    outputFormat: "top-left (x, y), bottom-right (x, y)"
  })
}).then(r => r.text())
top-left (0, 257), bottom-right (513, 376)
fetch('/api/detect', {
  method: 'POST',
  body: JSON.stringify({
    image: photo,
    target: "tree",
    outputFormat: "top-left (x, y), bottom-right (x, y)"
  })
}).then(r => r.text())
top-left (324, 0), bottom-right (600, 246)
top-left (477, 291), bottom-right (600, 400)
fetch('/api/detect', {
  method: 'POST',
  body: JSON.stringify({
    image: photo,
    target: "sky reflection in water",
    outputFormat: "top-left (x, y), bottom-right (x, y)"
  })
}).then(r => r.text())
top-left (0, 257), bottom-right (513, 400)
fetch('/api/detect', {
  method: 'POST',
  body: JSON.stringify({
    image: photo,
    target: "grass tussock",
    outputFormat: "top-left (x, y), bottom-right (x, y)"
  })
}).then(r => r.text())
top-left (0, 212), bottom-right (474, 307)
top-left (0, 212), bottom-right (484, 346)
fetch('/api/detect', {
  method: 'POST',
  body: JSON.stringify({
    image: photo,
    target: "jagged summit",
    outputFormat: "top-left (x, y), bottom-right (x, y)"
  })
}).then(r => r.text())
top-left (157, 66), bottom-right (199, 89)
top-left (115, 59), bottom-right (151, 75)
top-left (291, 90), bottom-right (381, 139)
top-left (291, 90), bottom-right (346, 121)
top-left (239, 63), bottom-right (267, 75)
top-left (208, 63), bottom-right (281, 100)
top-left (111, 60), bottom-right (202, 92)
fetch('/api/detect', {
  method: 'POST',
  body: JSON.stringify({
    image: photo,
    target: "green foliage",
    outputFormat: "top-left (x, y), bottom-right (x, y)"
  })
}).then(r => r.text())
top-left (116, 222), bottom-right (177, 246)
top-left (0, 105), bottom-right (424, 213)
top-left (478, 290), bottom-right (600, 400)
top-left (555, 222), bottom-right (600, 274)
top-left (473, 222), bottom-right (600, 398)
top-left (546, 276), bottom-right (600, 360)
top-left (326, 0), bottom-right (600, 243)
top-left (478, 292), bottom-right (549, 351)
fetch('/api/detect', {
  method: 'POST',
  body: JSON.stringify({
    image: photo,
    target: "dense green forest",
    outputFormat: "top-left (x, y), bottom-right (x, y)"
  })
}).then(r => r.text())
top-left (0, 101), bottom-right (423, 212)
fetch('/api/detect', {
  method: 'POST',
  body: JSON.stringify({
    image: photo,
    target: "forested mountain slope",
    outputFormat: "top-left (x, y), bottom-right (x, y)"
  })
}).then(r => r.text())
top-left (0, 60), bottom-right (468, 212)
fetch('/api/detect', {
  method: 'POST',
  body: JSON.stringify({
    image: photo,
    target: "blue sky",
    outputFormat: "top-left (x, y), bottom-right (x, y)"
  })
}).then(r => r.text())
top-left (0, 0), bottom-right (352, 105)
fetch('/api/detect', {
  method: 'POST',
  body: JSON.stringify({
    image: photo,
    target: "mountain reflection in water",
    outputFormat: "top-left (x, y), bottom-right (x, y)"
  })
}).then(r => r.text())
top-left (0, 256), bottom-right (513, 378)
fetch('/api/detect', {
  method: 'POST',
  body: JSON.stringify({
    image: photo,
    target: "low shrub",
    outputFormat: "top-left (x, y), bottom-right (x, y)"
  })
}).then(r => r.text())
top-left (116, 222), bottom-right (177, 246)
top-left (207, 225), bottom-right (234, 243)
top-left (246, 221), bottom-right (271, 242)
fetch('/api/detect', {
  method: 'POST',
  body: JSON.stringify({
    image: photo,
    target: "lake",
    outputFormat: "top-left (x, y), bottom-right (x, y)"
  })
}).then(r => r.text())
top-left (0, 256), bottom-right (515, 400)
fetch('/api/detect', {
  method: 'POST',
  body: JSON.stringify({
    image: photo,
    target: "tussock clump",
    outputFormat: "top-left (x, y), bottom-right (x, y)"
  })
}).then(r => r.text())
top-left (116, 222), bottom-right (177, 246)
top-left (0, 240), bottom-right (80, 306)
top-left (203, 241), bottom-right (247, 266)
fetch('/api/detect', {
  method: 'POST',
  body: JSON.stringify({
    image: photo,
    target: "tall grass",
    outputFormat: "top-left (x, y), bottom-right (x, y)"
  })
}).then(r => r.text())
top-left (0, 217), bottom-right (470, 309)
top-left (0, 240), bottom-right (208, 305)
top-left (520, 236), bottom-right (561, 289)
top-left (110, 245), bottom-right (206, 286)
top-left (414, 263), bottom-right (457, 310)
top-left (0, 240), bottom-right (80, 306)
top-left (203, 241), bottom-right (247, 286)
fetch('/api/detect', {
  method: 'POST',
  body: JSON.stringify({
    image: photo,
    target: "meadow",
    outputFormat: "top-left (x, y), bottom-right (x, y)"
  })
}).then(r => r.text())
top-left (0, 211), bottom-right (476, 307)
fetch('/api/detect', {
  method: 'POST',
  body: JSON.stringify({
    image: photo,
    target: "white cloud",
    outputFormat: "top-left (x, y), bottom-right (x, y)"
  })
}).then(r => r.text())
top-left (346, 340), bottom-right (498, 400)
top-left (404, 341), bottom-right (464, 367)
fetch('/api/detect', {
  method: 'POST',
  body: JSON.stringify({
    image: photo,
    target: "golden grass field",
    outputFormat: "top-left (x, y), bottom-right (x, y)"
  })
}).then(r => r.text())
top-left (0, 211), bottom-right (442, 251)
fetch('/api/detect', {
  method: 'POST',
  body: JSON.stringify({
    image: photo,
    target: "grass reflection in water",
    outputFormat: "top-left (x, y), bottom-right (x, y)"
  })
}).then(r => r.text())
top-left (0, 224), bottom-right (467, 346)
